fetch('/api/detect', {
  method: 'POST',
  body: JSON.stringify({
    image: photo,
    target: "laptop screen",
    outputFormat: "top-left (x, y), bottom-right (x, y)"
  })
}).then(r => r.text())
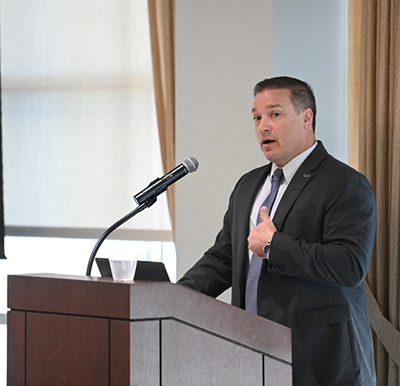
top-left (95, 257), bottom-right (170, 282)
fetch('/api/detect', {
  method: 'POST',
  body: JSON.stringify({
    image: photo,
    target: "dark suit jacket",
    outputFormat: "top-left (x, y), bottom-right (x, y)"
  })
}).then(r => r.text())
top-left (178, 142), bottom-right (377, 386)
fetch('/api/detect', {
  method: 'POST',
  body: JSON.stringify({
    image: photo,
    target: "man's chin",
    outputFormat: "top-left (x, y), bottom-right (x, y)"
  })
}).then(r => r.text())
top-left (263, 153), bottom-right (287, 168)
top-left (263, 150), bottom-right (276, 163)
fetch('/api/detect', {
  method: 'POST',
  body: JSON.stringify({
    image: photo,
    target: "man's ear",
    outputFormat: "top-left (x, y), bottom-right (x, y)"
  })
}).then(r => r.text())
top-left (303, 108), bottom-right (313, 129)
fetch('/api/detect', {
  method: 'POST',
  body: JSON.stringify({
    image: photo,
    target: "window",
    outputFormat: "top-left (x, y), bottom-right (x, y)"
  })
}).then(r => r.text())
top-left (2, 0), bottom-right (172, 239)
top-left (0, 0), bottom-right (176, 319)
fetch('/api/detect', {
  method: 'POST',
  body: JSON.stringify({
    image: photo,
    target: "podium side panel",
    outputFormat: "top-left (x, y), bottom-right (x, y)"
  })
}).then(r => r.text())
top-left (110, 319), bottom-right (160, 386)
top-left (26, 313), bottom-right (109, 386)
top-left (162, 319), bottom-right (263, 385)
top-left (7, 311), bottom-right (26, 386)
top-left (264, 355), bottom-right (292, 386)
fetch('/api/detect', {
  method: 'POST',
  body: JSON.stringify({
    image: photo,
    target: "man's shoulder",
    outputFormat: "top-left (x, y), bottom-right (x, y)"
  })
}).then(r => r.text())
top-left (238, 164), bottom-right (270, 183)
top-left (309, 142), bottom-right (368, 180)
top-left (320, 152), bottom-right (368, 181)
top-left (227, 164), bottom-right (270, 200)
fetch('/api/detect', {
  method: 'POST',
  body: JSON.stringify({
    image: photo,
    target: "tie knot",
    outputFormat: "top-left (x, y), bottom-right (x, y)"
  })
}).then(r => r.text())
top-left (271, 168), bottom-right (283, 183)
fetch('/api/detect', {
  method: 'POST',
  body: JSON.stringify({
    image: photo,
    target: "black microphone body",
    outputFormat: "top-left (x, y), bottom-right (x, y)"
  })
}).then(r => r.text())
top-left (134, 157), bottom-right (198, 205)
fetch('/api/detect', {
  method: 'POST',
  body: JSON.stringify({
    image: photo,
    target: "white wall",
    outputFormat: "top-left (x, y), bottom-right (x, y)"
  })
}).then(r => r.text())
top-left (175, 0), bottom-right (273, 280)
top-left (175, 0), bottom-right (348, 301)
top-left (273, 0), bottom-right (348, 161)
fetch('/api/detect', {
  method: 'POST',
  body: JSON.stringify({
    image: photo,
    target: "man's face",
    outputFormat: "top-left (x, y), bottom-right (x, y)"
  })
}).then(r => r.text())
top-left (252, 88), bottom-right (314, 167)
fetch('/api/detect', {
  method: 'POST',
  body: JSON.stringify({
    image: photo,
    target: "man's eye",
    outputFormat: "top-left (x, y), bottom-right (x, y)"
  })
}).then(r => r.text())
top-left (272, 112), bottom-right (281, 118)
top-left (253, 116), bottom-right (261, 121)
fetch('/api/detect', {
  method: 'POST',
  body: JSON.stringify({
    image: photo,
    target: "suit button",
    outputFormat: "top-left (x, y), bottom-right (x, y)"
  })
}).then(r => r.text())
top-left (270, 264), bottom-right (284, 272)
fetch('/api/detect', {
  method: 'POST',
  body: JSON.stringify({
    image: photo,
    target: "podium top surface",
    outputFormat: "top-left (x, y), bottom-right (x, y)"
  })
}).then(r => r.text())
top-left (8, 273), bottom-right (291, 363)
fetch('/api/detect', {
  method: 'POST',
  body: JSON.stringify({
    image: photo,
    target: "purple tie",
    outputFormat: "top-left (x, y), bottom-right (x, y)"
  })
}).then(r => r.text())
top-left (245, 168), bottom-right (283, 314)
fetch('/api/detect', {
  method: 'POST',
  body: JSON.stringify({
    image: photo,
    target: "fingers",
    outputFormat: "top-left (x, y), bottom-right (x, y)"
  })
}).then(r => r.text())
top-left (259, 206), bottom-right (270, 222)
top-left (248, 207), bottom-right (276, 257)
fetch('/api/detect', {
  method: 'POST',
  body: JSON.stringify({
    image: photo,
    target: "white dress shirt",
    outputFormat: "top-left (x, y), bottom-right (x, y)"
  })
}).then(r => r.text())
top-left (249, 141), bottom-right (317, 261)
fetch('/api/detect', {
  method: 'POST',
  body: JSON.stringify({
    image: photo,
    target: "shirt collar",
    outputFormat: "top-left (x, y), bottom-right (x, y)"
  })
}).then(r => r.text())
top-left (271, 141), bottom-right (317, 184)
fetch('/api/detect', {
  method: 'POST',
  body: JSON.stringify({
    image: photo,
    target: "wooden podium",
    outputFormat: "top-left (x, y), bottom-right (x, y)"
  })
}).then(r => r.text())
top-left (7, 274), bottom-right (292, 385)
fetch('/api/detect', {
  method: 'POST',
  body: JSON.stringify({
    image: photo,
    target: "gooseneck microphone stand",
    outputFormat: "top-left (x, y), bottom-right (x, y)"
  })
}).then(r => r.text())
top-left (85, 196), bottom-right (157, 276)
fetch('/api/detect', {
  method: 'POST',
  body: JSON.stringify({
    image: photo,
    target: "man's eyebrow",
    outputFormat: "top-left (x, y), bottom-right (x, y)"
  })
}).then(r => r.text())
top-left (267, 104), bottom-right (284, 109)
top-left (251, 104), bottom-right (283, 113)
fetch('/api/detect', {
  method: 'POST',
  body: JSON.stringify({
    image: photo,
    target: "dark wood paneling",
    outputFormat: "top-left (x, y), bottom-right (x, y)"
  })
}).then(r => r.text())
top-left (8, 274), bottom-right (132, 319)
top-left (7, 311), bottom-right (25, 386)
top-left (26, 313), bottom-right (109, 386)
top-left (110, 319), bottom-right (131, 385)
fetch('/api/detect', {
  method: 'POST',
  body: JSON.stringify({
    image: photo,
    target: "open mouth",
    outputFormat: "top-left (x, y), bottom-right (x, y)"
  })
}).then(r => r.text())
top-left (262, 139), bottom-right (275, 145)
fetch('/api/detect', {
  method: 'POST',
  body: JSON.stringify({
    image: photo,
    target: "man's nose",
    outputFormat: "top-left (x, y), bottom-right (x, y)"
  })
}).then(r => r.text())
top-left (259, 117), bottom-right (271, 133)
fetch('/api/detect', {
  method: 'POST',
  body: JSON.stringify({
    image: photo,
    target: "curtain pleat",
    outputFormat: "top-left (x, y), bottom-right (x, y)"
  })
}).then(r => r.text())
top-left (147, 0), bottom-right (176, 238)
top-left (348, 0), bottom-right (362, 170)
top-left (365, 281), bottom-right (400, 368)
top-left (351, 0), bottom-right (400, 385)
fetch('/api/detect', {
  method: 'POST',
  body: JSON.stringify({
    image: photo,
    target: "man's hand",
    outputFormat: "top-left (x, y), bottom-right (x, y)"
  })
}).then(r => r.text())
top-left (248, 206), bottom-right (277, 258)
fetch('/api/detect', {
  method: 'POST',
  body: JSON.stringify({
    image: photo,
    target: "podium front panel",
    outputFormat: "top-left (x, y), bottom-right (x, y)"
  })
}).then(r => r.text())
top-left (26, 313), bottom-right (109, 386)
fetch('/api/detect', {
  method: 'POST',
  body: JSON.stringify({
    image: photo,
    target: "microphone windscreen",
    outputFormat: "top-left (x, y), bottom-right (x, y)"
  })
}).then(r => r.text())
top-left (183, 157), bottom-right (199, 173)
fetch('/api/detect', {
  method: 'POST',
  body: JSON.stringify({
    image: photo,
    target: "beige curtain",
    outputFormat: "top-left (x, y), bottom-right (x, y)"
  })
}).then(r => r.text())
top-left (349, 0), bottom-right (400, 385)
top-left (348, 0), bottom-right (362, 170)
top-left (148, 0), bottom-right (176, 237)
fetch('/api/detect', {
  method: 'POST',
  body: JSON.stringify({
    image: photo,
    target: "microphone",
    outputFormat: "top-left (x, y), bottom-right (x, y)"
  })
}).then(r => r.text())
top-left (86, 156), bottom-right (199, 276)
top-left (133, 157), bottom-right (199, 205)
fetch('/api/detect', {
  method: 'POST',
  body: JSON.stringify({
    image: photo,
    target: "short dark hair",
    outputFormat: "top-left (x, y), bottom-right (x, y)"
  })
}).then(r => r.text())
top-left (253, 76), bottom-right (317, 132)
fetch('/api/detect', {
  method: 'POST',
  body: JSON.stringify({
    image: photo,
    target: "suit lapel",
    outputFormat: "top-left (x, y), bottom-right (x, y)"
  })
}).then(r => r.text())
top-left (236, 163), bottom-right (271, 278)
top-left (273, 142), bottom-right (328, 231)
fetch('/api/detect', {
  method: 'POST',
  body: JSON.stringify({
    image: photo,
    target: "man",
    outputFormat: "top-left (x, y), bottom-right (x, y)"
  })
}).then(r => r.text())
top-left (178, 76), bottom-right (377, 385)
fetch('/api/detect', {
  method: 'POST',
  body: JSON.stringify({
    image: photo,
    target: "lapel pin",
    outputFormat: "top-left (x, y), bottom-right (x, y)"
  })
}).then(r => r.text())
top-left (303, 174), bottom-right (311, 178)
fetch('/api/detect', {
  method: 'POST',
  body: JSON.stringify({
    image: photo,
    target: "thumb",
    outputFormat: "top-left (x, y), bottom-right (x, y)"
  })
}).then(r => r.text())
top-left (259, 206), bottom-right (270, 222)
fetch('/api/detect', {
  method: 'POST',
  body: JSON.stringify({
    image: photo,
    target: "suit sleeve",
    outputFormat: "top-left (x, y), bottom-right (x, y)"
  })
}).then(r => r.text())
top-left (177, 184), bottom-right (237, 298)
top-left (268, 168), bottom-right (376, 288)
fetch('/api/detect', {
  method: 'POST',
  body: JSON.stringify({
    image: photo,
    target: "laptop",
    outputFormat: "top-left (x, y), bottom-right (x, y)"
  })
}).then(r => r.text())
top-left (95, 257), bottom-right (170, 282)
